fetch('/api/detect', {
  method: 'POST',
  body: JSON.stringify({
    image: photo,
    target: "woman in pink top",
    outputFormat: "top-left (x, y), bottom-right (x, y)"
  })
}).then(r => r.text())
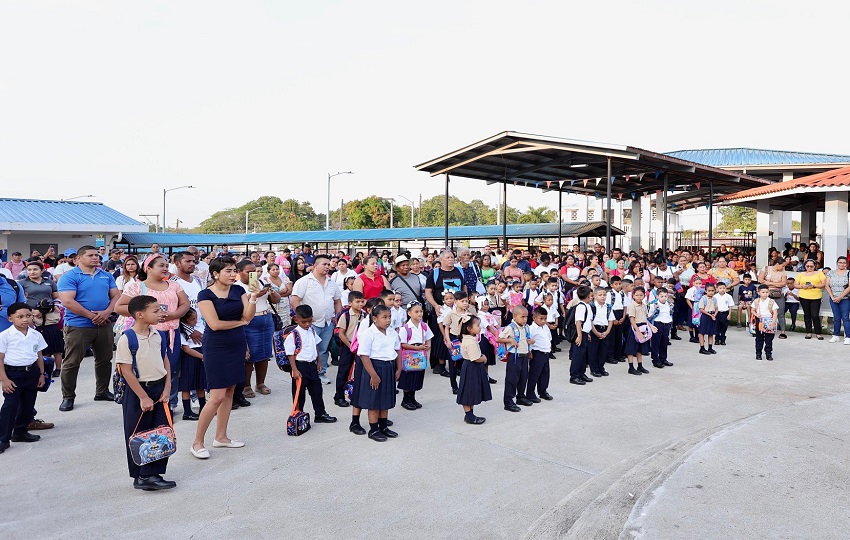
top-left (115, 254), bottom-right (190, 411)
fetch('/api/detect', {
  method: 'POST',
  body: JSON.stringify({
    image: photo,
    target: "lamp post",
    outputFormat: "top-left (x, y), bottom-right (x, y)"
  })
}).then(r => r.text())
top-left (397, 195), bottom-right (415, 228)
top-left (245, 206), bottom-right (262, 234)
top-left (379, 197), bottom-right (394, 228)
top-left (60, 194), bottom-right (94, 202)
top-left (327, 171), bottom-right (353, 230)
top-left (163, 185), bottom-right (195, 233)
top-left (139, 214), bottom-right (160, 233)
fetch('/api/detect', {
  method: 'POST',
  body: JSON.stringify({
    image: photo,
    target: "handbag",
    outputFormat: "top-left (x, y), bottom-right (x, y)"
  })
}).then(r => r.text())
top-left (401, 348), bottom-right (427, 371)
top-left (449, 339), bottom-right (463, 361)
top-left (633, 323), bottom-right (652, 344)
top-left (287, 377), bottom-right (311, 436)
top-left (768, 289), bottom-right (783, 299)
top-left (343, 361), bottom-right (356, 403)
top-left (271, 310), bottom-right (284, 332)
top-left (128, 403), bottom-right (176, 466)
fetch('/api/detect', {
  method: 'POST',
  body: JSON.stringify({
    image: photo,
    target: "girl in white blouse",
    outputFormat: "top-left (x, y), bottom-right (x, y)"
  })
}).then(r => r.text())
top-left (354, 305), bottom-right (401, 442)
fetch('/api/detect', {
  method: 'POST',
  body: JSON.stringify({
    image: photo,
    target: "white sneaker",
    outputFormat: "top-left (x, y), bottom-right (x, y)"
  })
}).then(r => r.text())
top-left (319, 374), bottom-right (332, 385)
top-left (845, 337), bottom-right (850, 345)
top-left (829, 336), bottom-right (841, 343)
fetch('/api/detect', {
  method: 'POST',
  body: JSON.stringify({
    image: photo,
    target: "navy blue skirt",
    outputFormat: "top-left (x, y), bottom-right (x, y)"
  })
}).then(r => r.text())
top-left (624, 325), bottom-right (650, 356)
top-left (353, 359), bottom-right (396, 410)
top-left (699, 314), bottom-right (717, 336)
top-left (480, 336), bottom-right (496, 366)
top-left (179, 346), bottom-right (207, 391)
top-left (457, 359), bottom-right (492, 406)
top-left (246, 313), bottom-right (273, 362)
top-left (37, 324), bottom-right (65, 356)
top-left (397, 360), bottom-right (425, 391)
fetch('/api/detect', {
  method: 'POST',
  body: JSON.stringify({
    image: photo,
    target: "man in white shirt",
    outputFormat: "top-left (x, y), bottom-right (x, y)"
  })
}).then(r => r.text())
top-left (534, 254), bottom-right (559, 278)
top-left (51, 249), bottom-right (77, 281)
top-left (290, 254), bottom-right (342, 385)
top-left (170, 252), bottom-right (205, 343)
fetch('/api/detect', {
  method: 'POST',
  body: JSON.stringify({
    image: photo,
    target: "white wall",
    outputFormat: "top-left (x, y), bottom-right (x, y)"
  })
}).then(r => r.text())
top-left (0, 232), bottom-right (102, 261)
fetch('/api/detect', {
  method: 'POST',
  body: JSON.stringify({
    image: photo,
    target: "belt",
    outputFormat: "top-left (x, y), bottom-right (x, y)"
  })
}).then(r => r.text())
top-left (4, 362), bottom-right (39, 372)
top-left (254, 310), bottom-right (269, 317)
top-left (140, 377), bottom-right (166, 387)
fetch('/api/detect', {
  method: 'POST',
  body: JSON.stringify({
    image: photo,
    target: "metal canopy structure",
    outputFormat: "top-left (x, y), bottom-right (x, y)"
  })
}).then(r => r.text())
top-left (415, 131), bottom-right (770, 254)
top-left (719, 165), bottom-right (850, 211)
top-left (117, 221), bottom-right (623, 250)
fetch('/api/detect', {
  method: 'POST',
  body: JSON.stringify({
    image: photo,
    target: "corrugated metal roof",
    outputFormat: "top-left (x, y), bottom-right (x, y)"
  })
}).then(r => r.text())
top-left (665, 148), bottom-right (850, 168)
top-left (721, 165), bottom-right (850, 202)
top-left (0, 198), bottom-right (146, 229)
top-left (120, 222), bottom-right (625, 248)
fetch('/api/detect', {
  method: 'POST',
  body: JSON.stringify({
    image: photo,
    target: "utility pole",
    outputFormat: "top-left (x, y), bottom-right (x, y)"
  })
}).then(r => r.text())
top-left (339, 199), bottom-right (344, 229)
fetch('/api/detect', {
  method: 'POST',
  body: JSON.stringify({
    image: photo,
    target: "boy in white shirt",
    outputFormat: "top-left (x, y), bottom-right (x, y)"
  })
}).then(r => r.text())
top-left (535, 278), bottom-right (565, 350)
top-left (497, 306), bottom-right (535, 412)
top-left (714, 282), bottom-right (736, 346)
top-left (607, 277), bottom-right (627, 364)
top-left (568, 285), bottom-right (595, 386)
top-left (523, 277), bottom-right (541, 307)
top-left (588, 288), bottom-right (614, 378)
top-left (285, 305), bottom-right (337, 424)
top-left (0, 303), bottom-right (48, 454)
top-left (526, 307), bottom-right (553, 403)
top-left (648, 288), bottom-right (675, 368)
top-left (783, 278), bottom-right (800, 333)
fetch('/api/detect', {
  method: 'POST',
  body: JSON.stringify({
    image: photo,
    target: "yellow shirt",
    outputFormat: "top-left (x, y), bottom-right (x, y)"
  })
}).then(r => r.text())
top-left (797, 271), bottom-right (825, 300)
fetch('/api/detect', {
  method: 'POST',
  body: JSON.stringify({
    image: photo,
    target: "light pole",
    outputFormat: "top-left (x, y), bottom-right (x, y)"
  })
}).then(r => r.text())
top-left (379, 197), bottom-right (394, 228)
top-left (139, 214), bottom-right (160, 233)
top-left (327, 171), bottom-right (353, 230)
top-left (163, 185), bottom-right (195, 233)
top-left (60, 194), bottom-right (94, 202)
top-left (397, 195), bottom-right (415, 228)
top-left (245, 206), bottom-right (262, 234)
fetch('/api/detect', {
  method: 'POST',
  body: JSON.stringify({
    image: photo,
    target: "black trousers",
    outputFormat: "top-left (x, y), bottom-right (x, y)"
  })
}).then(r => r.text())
top-left (449, 333), bottom-right (462, 391)
top-left (291, 360), bottom-right (326, 416)
top-left (122, 380), bottom-right (168, 479)
top-left (526, 350), bottom-right (550, 398)
top-left (569, 333), bottom-right (589, 379)
top-left (609, 311), bottom-right (625, 359)
top-left (784, 302), bottom-right (800, 328)
top-left (0, 364), bottom-right (39, 443)
top-left (717, 311), bottom-right (729, 341)
top-left (334, 345), bottom-right (354, 401)
top-left (799, 298), bottom-right (822, 334)
top-left (755, 329), bottom-right (774, 357)
top-left (503, 352), bottom-right (529, 405)
top-left (587, 332), bottom-right (608, 374)
top-left (651, 321), bottom-right (671, 361)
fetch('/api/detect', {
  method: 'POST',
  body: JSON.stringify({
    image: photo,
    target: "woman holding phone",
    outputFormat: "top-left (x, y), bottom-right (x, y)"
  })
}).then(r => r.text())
top-left (797, 260), bottom-right (825, 339)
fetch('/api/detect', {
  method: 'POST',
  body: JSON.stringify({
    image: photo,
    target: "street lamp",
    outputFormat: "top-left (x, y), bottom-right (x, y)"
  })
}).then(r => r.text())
top-left (163, 185), bottom-right (195, 233)
top-left (397, 195), bottom-right (415, 228)
top-left (327, 171), bottom-right (353, 230)
top-left (245, 206), bottom-right (263, 234)
top-left (139, 214), bottom-right (160, 232)
top-left (379, 197), bottom-right (395, 228)
top-left (60, 194), bottom-right (94, 202)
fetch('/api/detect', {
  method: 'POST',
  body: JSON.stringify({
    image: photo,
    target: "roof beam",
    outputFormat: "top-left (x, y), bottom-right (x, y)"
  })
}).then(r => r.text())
top-left (428, 142), bottom-right (524, 176)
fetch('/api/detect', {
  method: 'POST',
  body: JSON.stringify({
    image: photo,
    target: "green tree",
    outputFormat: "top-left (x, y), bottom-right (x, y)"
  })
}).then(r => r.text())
top-left (518, 206), bottom-right (557, 224)
top-left (716, 206), bottom-right (756, 232)
top-left (198, 196), bottom-right (323, 233)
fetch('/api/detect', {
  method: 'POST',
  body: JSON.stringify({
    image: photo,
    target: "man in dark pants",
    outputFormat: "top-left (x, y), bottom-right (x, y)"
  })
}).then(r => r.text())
top-left (57, 246), bottom-right (120, 412)
top-left (569, 286), bottom-right (594, 385)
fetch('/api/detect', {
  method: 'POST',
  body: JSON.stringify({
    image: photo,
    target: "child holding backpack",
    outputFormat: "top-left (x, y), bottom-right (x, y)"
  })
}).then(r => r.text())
top-left (285, 305), bottom-right (337, 426)
top-left (456, 315), bottom-right (491, 424)
top-left (625, 286), bottom-right (655, 375)
top-left (355, 305), bottom-right (401, 442)
top-left (398, 301), bottom-right (433, 410)
top-left (441, 291), bottom-right (472, 396)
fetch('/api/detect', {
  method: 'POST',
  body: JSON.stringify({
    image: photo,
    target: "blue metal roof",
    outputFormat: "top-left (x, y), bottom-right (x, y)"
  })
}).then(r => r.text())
top-left (120, 222), bottom-right (624, 248)
top-left (0, 198), bottom-right (146, 229)
top-left (664, 148), bottom-right (850, 168)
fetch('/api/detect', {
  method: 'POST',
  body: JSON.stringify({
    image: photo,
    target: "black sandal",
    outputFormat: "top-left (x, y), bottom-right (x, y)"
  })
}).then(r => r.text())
top-left (805, 334), bottom-right (812, 339)
top-left (817, 335), bottom-right (824, 340)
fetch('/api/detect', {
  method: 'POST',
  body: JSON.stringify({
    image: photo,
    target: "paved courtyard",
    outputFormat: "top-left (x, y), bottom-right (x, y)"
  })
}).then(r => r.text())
top-left (2, 326), bottom-right (848, 540)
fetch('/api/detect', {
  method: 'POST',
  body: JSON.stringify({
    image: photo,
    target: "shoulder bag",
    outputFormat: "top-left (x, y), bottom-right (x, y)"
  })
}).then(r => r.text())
top-left (128, 403), bottom-right (176, 466)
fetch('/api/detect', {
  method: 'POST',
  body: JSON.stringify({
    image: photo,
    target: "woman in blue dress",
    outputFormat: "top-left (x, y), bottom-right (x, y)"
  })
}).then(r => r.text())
top-left (190, 257), bottom-right (259, 459)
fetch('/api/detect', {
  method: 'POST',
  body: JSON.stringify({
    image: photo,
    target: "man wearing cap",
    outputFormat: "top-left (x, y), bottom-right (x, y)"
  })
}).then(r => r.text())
top-left (390, 255), bottom-right (425, 307)
top-left (56, 245), bottom-right (120, 411)
top-left (52, 249), bottom-right (78, 281)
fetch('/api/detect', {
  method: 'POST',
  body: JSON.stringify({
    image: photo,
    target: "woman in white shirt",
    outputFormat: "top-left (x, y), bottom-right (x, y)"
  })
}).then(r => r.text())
top-left (115, 255), bottom-right (141, 292)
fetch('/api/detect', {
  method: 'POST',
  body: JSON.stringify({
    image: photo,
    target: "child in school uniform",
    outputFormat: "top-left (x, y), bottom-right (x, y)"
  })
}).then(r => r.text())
top-left (334, 290), bottom-right (365, 408)
top-left (390, 291), bottom-right (406, 332)
top-left (751, 285), bottom-right (778, 361)
top-left (697, 284), bottom-right (718, 355)
top-left (737, 274), bottom-right (757, 328)
top-left (456, 315), bottom-right (491, 424)
top-left (568, 285), bottom-right (594, 385)
top-left (535, 277), bottom-right (565, 352)
top-left (285, 305), bottom-right (337, 425)
top-left (0, 303), bottom-right (47, 455)
top-left (540, 294), bottom-right (560, 358)
top-left (648, 288), bottom-right (674, 368)
top-left (178, 308), bottom-right (206, 420)
top-left (588, 288), bottom-right (614, 378)
top-left (475, 296), bottom-right (500, 383)
top-left (625, 286), bottom-right (656, 375)
top-left (666, 278), bottom-right (683, 340)
top-left (497, 306), bottom-right (535, 411)
top-left (526, 307), bottom-right (553, 402)
top-left (347, 297), bottom-right (383, 435)
top-left (114, 295), bottom-right (175, 490)
top-left (398, 301), bottom-right (433, 410)
top-left (441, 291), bottom-right (471, 395)
top-left (685, 277), bottom-right (705, 343)
top-left (607, 276), bottom-right (627, 364)
top-left (523, 277), bottom-right (541, 308)
top-left (355, 305), bottom-right (402, 442)
top-left (430, 290), bottom-right (456, 377)
top-left (714, 282), bottom-right (735, 346)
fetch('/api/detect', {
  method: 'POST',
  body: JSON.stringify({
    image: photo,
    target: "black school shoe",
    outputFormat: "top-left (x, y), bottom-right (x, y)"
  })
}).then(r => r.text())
top-left (59, 398), bottom-right (74, 412)
top-left (662, 361), bottom-right (673, 366)
top-left (670, 335), bottom-right (682, 340)
top-left (134, 475), bottom-right (176, 491)
top-left (628, 366), bottom-right (642, 375)
top-left (334, 398), bottom-right (350, 408)
top-left (637, 365), bottom-right (649, 374)
top-left (182, 412), bottom-right (199, 421)
top-left (315, 413), bottom-right (337, 423)
top-left (412, 399), bottom-right (423, 409)
top-left (526, 396), bottom-right (542, 404)
top-left (539, 392), bottom-right (553, 400)
top-left (464, 415), bottom-right (486, 425)
top-left (234, 396), bottom-right (251, 407)
top-left (93, 391), bottom-right (114, 401)
top-left (755, 355), bottom-right (762, 360)
top-left (349, 423), bottom-right (366, 435)
top-left (11, 432), bottom-right (40, 443)
top-left (368, 430), bottom-right (388, 442)
top-left (504, 402), bottom-right (522, 412)
top-left (381, 428), bottom-right (398, 438)
top-left (401, 402), bottom-right (417, 411)
top-left (548, 353), bottom-right (557, 360)
top-left (569, 377), bottom-right (586, 385)
top-left (580, 374), bottom-right (593, 383)
top-left (652, 362), bottom-right (664, 368)
top-left (516, 397), bottom-right (534, 406)
top-left (766, 355), bottom-right (774, 361)
top-left (488, 377), bottom-right (497, 384)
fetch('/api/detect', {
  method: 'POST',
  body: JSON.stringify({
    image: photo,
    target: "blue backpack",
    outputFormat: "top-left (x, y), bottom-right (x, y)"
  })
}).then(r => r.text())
top-left (113, 328), bottom-right (168, 404)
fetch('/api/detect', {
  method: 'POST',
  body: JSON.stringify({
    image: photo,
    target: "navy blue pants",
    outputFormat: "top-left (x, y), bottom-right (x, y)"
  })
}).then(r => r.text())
top-left (569, 333), bottom-right (589, 379)
top-left (587, 331), bottom-right (608, 374)
top-left (0, 363), bottom-right (39, 443)
top-left (717, 311), bottom-right (729, 341)
top-left (609, 310), bottom-right (625, 360)
top-left (526, 350), bottom-right (550, 399)
top-left (651, 321), bottom-right (671, 362)
top-left (334, 345), bottom-right (354, 401)
top-left (503, 352), bottom-right (529, 405)
top-left (122, 379), bottom-right (169, 479)
top-left (755, 330), bottom-right (774, 357)
top-left (292, 360), bottom-right (327, 416)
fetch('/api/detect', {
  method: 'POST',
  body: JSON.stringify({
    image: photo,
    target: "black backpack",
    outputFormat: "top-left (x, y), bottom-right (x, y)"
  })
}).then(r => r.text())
top-left (564, 303), bottom-right (581, 344)
top-left (4, 277), bottom-right (20, 297)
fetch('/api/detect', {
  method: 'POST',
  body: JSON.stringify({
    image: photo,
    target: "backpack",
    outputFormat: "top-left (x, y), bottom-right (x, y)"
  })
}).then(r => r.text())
top-left (113, 328), bottom-right (168, 404)
top-left (4, 277), bottom-right (20, 298)
top-left (274, 324), bottom-right (315, 372)
top-left (334, 307), bottom-right (352, 336)
top-left (589, 302), bottom-right (612, 326)
top-left (503, 321), bottom-right (531, 360)
top-left (564, 303), bottom-right (586, 344)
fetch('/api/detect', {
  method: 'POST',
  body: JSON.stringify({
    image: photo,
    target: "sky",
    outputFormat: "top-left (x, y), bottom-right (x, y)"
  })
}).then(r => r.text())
top-left (1, 0), bottom-right (848, 229)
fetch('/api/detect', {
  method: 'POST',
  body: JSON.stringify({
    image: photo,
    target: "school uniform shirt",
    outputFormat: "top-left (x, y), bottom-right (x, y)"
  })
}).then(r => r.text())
top-left (499, 323), bottom-right (532, 354)
top-left (523, 288), bottom-right (541, 306)
top-left (698, 296), bottom-right (717, 313)
top-left (783, 287), bottom-right (800, 304)
top-left (574, 302), bottom-right (594, 334)
top-left (337, 309), bottom-right (363, 343)
top-left (542, 304), bottom-right (559, 324)
top-left (607, 290), bottom-right (626, 310)
top-left (390, 306), bottom-right (406, 331)
top-left (115, 328), bottom-right (168, 382)
top-left (754, 298), bottom-right (776, 319)
top-left (627, 302), bottom-right (649, 325)
top-left (715, 293), bottom-right (735, 313)
top-left (684, 286), bottom-right (701, 303)
top-left (283, 325), bottom-right (318, 362)
top-left (651, 301), bottom-right (674, 324)
top-left (534, 289), bottom-right (562, 307)
top-left (357, 324), bottom-right (401, 361)
top-left (590, 301), bottom-right (615, 328)
top-left (0, 326), bottom-right (48, 367)
top-left (529, 322), bottom-right (552, 353)
top-left (622, 291), bottom-right (633, 310)
top-left (436, 304), bottom-right (453, 325)
top-left (460, 334), bottom-right (483, 361)
top-left (444, 310), bottom-right (467, 336)
top-left (398, 320), bottom-right (434, 345)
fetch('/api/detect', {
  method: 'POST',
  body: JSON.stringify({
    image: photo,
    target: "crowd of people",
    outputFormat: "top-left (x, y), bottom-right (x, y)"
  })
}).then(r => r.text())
top-left (1, 240), bottom-right (849, 491)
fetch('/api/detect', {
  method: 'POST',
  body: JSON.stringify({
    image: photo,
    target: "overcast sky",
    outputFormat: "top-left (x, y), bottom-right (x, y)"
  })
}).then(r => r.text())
top-left (1, 1), bottom-right (848, 228)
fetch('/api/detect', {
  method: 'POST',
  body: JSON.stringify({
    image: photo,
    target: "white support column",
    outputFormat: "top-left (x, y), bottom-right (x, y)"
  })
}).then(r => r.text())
top-left (630, 196), bottom-right (642, 253)
top-left (775, 173), bottom-right (794, 248)
top-left (823, 192), bottom-right (849, 268)
top-left (756, 200), bottom-right (772, 269)
top-left (799, 202), bottom-right (817, 245)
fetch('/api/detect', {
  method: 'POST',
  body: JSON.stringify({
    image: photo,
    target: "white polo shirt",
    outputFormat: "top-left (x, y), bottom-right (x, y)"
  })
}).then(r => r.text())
top-left (575, 302), bottom-right (594, 334)
top-left (0, 326), bottom-right (48, 367)
top-left (291, 272), bottom-right (341, 328)
top-left (529, 322), bottom-right (551, 353)
top-left (283, 326), bottom-right (318, 362)
top-left (357, 324), bottom-right (401, 361)
top-left (590, 301), bottom-right (615, 327)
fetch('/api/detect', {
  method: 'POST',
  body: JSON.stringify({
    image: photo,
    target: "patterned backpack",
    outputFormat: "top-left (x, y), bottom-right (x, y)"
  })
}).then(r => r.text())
top-left (274, 324), bottom-right (314, 372)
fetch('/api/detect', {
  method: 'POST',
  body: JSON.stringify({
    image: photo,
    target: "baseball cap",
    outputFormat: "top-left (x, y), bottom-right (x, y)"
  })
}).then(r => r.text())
top-left (64, 248), bottom-right (77, 257)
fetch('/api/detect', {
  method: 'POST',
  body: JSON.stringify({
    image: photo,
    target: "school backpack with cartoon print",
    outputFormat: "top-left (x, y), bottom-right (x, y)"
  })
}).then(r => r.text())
top-left (274, 324), bottom-right (315, 372)
top-left (690, 288), bottom-right (704, 327)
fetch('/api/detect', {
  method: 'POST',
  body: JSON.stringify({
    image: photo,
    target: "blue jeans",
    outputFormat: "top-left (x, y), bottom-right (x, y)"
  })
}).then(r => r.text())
top-left (829, 297), bottom-right (850, 337)
top-left (314, 322), bottom-right (334, 374)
